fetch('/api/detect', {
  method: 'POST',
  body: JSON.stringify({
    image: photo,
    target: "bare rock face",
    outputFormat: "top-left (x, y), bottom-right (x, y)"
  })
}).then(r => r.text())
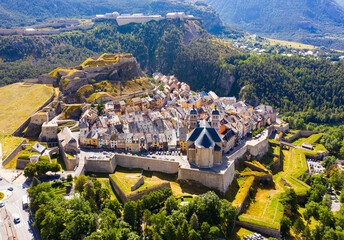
top-left (62, 78), bottom-right (89, 96)
top-left (84, 57), bottom-right (145, 81)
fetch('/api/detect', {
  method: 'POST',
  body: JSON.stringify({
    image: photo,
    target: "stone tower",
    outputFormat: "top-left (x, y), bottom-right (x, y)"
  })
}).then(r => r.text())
top-left (211, 107), bottom-right (220, 130)
top-left (189, 106), bottom-right (198, 130)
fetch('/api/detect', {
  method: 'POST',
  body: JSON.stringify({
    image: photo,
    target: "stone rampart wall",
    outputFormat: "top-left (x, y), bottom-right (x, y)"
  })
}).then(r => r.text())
top-left (131, 175), bottom-right (144, 191)
top-left (16, 158), bottom-right (30, 169)
top-left (244, 161), bottom-right (268, 173)
top-left (12, 90), bottom-right (55, 137)
top-left (58, 141), bottom-right (78, 171)
top-left (85, 155), bottom-right (116, 173)
top-left (115, 154), bottom-right (179, 174)
top-left (127, 182), bottom-right (171, 202)
top-left (247, 138), bottom-right (269, 157)
top-left (109, 175), bottom-right (128, 203)
top-left (109, 175), bottom-right (171, 203)
top-left (2, 139), bottom-right (27, 166)
top-left (235, 221), bottom-right (281, 238)
top-left (236, 179), bottom-right (256, 214)
top-left (178, 161), bottom-right (235, 193)
top-left (283, 130), bottom-right (319, 143)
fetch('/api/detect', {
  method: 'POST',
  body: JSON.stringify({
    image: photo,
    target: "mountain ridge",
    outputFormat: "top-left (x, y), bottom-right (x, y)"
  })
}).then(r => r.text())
top-left (205, 0), bottom-right (344, 49)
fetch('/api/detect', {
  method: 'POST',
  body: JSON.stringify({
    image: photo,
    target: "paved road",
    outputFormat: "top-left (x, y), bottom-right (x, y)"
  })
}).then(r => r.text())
top-left (0, 177), bottom-right (41, 240)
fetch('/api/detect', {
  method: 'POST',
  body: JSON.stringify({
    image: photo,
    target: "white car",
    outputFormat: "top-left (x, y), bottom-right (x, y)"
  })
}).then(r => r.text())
top-left (13, 213), bottom-right (20, 223)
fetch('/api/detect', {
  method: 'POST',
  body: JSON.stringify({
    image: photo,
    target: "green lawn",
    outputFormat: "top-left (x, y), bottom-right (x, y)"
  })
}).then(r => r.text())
top-left (292, 133), bottom-right (323, 147)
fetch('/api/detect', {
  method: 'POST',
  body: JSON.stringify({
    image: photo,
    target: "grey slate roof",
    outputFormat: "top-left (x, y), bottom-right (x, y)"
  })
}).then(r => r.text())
top-left (187, 120), bottom-right (223, 148)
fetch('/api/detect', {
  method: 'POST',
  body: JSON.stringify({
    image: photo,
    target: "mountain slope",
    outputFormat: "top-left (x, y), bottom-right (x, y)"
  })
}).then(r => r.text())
top-left (205, 0), bottom-right (344, 48)
top-left (0, 0), bottom-right (224, 33)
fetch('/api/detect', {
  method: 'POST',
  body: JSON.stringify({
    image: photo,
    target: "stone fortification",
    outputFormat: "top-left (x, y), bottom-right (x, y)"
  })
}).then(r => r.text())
top-left (85, 154), bottom-right (179, 174)
top-left (178, 160), bottom-right (235, 194)
top-left (109, 175), bottom-right (171, 203)
top-left (235, 221), bottom-right (281, 238)
top-left (2, 139), bottom-right (27, 166)
top-left (58, 55), bottom-right (145, 96)
top-left (115, 154), bottom-right (179, 174)
top-left (282, 130), bottom-right (320, 143)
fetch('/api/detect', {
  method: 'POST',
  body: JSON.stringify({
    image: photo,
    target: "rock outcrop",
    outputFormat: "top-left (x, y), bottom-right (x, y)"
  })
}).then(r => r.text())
top-left (52, 54), bottom-right (145, 96)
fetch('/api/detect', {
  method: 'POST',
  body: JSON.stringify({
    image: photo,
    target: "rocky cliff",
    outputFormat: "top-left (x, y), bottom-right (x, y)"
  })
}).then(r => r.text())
top-left (50, 53), bottom-right (145, 96)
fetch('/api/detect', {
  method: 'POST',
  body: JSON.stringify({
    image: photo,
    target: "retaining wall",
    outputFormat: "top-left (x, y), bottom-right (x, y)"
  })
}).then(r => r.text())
top-left (127, 182), bottom-right (171, 202)
top-left (244, 161), bottom-right (268, 173)
top-left (2, 139), bottom-right (27, 166)
top-left (235, 220), bottom-right (281, 238)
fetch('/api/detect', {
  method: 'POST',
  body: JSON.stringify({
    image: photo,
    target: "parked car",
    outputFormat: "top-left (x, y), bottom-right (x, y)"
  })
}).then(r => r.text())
top-left (0, 201), bottom-right (4, 207)
top-left (8, 187), bottom-right (13, 191)
top-left (13, 213), bottom-right (20, 223)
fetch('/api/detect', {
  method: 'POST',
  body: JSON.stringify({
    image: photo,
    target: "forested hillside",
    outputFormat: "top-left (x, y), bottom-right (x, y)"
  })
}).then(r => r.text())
top-left (205, 0), bottom-right (344, 49)
top-left (1, 19), bottom-right (344, 125)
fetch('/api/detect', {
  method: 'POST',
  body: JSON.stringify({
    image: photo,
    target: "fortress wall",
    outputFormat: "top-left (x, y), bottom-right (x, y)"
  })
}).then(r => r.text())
top-left (283, 130), bottom-right (319, 143)
top-left (235, 221), bottom-right (280, 238)
top-left (115, 154), bottom-right (179, 174)
top-left (85, 154), bottom-right (117, 173)
top-left (247, 138), bottom-right (269, 157)
top-left (222, 161), bottom-right (236, 193)
top-left (127, 182), bottom-right (171, 202)
top-left (86, 159), bottom-right (116, 173)
top-left (16, 158), bottom-right (30, 169)
top-left (178, 167), bottom-right (230, 193)
top-left (109, 175), bottom-right (128, 203)
top-left (2, 139), bottom-right (27, 166)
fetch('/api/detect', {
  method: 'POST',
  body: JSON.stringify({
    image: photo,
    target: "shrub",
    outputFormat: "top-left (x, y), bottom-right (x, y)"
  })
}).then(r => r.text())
top-left (67, 174), bottom-right (73, 182)
top-left (18, 154), bottom-right (30, 160)
top-left (39, 156), bottom-right (50, 162)
top-left (51, 180), bottom-right (62, 188)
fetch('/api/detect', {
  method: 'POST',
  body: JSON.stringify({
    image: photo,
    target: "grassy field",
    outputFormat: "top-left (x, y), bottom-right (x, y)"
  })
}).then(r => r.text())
top-left (0, 83), bottom-right (53, 135)
top-left (0, 135), bottom-right (25, 161)
top-left (266, 38), bottom-right (317, 50)
top-left (0, 83), bottom-right (53, 165)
